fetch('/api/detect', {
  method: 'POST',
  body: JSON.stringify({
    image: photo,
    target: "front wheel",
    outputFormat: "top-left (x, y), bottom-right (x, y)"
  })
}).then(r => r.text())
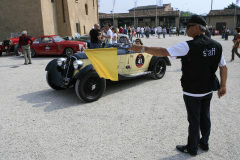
top-left (46, 71), bottom-right (65, 90)
top-left (14, 44), bottom-right (20, 56)
top-left (64, 48), bottom-right (74, 56)
top-left (75, 71), bottom-right (106, 102)
top-left (152, 58), bottom-right (166, 79)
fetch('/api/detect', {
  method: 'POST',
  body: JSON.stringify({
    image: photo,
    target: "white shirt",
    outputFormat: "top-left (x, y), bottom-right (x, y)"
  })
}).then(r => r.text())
top-left (140, 27), bottom-right (144, 33)
top-left (137, 27), bottom-right (141, 32)
top-left (157, 26), bottom-right (162, 32)
top-left (166, 41), bottom-right (226, 97)
top-left (112, 33), bottom-right (117, 44)
top-left (106, 29), bottom-right (112, 44)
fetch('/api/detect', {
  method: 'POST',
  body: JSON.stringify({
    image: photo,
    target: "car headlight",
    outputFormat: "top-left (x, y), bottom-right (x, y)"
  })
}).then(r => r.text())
top-left (57, 58), bottom-right (66, 66)
top-left (73, 60), bottom-right (83, 69)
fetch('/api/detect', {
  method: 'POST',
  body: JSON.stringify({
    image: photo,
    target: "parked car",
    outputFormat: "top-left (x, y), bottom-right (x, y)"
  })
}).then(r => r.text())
top-left (171, 27), bottom-right (177, 34)
top-left (0, 37), bottom-right (22, 56)
top-left (45, 41), bottom-right (171, 103)
top-left (30, 35), bottom-right (88, 57)
top-left (180, 28), bottom-right (186, 34)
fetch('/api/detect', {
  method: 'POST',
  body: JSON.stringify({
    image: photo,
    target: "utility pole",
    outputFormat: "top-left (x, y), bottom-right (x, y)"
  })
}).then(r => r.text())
top-left (156, 0), bottom-right (158, 27)
top-left (211, 0), bottom-right (213, 10)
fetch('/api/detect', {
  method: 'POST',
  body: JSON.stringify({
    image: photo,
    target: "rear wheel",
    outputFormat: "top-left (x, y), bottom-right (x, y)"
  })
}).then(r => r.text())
top-left (30, 48), bottom-right (36, 57)
top-left (46, 71), bottom-right (65, 90)
top-left (152, 58), bottom-right (166, 79)
top-left (75, 71), bottom-right (106, 102)
top-left (64, 48), bottom-right (74, 56)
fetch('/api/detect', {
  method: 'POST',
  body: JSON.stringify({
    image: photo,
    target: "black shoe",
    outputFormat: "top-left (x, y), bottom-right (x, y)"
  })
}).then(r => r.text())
top-left (176, 145), bottom-right (197, 156)
top-left (28, 62), bottom-right (32, 64)
top-left (24, 63), bottom-right (28, 65)
top-left (198, 143), bottom-right (209, 151)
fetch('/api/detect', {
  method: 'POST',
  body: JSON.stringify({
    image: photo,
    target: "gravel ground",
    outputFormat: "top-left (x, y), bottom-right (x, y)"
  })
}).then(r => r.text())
top-left (0, 35), bottom-right (239, 160)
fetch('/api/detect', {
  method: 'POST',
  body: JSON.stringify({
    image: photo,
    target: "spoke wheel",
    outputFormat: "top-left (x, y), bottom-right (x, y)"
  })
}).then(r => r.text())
top-left (65, 48), bottom-right (74, 56)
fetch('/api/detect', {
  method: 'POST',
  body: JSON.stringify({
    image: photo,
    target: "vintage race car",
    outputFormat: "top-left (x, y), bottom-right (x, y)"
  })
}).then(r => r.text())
top-left (30, 35), bottom-right (88, 57)
top-left (0, 37), bottom-right (22, 56)
top-left (45, 45), bottom-right (171, 102)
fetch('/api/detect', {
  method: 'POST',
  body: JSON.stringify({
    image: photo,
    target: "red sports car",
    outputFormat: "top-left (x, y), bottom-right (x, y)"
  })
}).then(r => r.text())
top-left (30, 35), bottom-right (87, 57)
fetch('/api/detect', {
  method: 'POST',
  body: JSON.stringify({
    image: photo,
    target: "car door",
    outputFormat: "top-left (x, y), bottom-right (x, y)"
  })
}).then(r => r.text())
top-left (121, 52), bottom-right (152, 75)
top-left (38, 37), bottom-right (58, 55)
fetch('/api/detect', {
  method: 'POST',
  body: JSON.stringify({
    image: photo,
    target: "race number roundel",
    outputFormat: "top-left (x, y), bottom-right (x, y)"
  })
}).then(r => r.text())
top-left (136, 54), bottom-right (145, 68)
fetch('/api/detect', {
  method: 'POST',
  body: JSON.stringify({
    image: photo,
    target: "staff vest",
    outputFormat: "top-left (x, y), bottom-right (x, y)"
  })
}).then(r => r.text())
top-left (181, 34), bottom-right (222, 94)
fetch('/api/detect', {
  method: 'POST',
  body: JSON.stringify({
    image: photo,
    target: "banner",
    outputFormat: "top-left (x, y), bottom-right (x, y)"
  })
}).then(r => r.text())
top-left (84, 48), bottom-right (118, 81)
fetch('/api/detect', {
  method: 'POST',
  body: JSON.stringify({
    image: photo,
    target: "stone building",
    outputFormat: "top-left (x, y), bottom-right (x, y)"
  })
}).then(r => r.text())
top-left (99, 4), bottom-right (180, 28)
top-left (206, 8), bottom-right (240, 33)
top-left (0, 0), bottom-right (98, 41)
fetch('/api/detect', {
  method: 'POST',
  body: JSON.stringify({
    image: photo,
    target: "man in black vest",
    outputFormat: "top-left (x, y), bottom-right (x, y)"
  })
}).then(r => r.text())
top-left (129, 15), bottom-right (227, 156)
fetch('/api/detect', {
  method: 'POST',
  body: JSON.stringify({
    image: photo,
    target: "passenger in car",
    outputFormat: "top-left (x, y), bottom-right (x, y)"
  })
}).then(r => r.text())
top-left (135, 38), bottom-right (143, 46)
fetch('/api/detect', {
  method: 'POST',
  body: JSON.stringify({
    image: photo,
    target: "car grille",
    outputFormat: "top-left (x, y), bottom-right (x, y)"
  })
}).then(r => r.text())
top-left (62, 57), bottom-right (76, 85)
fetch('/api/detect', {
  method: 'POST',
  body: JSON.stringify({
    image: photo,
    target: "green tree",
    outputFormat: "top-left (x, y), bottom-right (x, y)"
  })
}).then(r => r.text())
top-left (225, 3), bottom-right (240, 9)
top-left (180, 11), bottom-right (196, 17)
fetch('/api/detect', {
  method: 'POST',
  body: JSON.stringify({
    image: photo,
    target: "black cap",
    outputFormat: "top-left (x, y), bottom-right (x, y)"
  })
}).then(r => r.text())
top-left (183, 15), bottom-right (207, 26)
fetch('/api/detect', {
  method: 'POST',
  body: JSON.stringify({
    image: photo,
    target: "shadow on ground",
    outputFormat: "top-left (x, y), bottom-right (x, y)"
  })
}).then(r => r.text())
top-left (17, 75), bottom-right (159, 112)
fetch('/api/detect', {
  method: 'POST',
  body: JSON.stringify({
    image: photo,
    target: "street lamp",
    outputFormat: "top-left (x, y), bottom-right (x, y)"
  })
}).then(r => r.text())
top-left (110, 10), bottom-right (114, 26)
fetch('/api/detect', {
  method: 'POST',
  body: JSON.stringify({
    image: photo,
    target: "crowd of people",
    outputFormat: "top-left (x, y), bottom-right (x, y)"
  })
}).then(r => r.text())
top-left (89, 23), bottom-right (186, 49)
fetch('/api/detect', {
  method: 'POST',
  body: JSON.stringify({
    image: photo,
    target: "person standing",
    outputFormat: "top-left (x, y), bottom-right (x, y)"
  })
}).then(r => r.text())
top-left (162, 27), bottom-right (166, 38)
top-left (145, 26), bottom-right (150, 38)
top-left (231, 27), bottom-right (240, 61)
top-left (157, 26), bottom-right (162, 38)
top-left (105, 23), bottom-right (113, 47)
top-left (89, 24), bottom-right (101, 49)
top-left (141, 27), bottom-right (144, 38)
top-left (128, 26), bottom-right (132, 42)
top-left (136, 26), bottom-right (141, 38)
top-left (176, 26), bottom-right (180, 36)
top-left (225, 27), bottom-right (229, 40)
top-left (112, 27), bottom-right (119, 45)
top-left (129, 15), bottom-right (227, 156)
top-left (19, 31), bottom-right (33, 65)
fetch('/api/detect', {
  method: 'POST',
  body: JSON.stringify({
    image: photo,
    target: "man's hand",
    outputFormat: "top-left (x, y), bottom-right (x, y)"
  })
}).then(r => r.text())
top-left (218, 87), bottom-right (226, 98)
top-left (128, 45), bottom-right (143, 52)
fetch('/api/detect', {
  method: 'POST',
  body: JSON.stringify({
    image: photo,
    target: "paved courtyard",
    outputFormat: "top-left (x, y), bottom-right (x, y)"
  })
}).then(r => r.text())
top-left (0, 35), bottom-right (239, 160)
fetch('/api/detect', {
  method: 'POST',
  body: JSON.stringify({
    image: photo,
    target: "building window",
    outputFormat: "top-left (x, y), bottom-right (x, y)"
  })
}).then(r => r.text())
top-left (75, 0), bottom-right (78, 3)
top-left (85, 4), bottom-right (88, 15)
top-left (51, 0), bottom-right (55, 3)
top-left (83, 26), bottom-right (86, 34)
top-left (93, 0), bottom-right (95, 7)
top-left (76, 23), bottom-right (79, 33)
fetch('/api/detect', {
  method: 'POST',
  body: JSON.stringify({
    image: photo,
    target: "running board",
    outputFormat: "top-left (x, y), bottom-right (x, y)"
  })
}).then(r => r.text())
top-left (121, 71), bottom-right (152, 78)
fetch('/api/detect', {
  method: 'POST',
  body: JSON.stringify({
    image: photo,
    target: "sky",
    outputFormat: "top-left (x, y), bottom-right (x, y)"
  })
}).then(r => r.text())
top-left (99, 0), bottom-right (239, 15)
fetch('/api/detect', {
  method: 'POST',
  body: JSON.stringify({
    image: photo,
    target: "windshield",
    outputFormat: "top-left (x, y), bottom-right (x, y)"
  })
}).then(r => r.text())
top-left (53, 36), bottom-right (64, 42)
